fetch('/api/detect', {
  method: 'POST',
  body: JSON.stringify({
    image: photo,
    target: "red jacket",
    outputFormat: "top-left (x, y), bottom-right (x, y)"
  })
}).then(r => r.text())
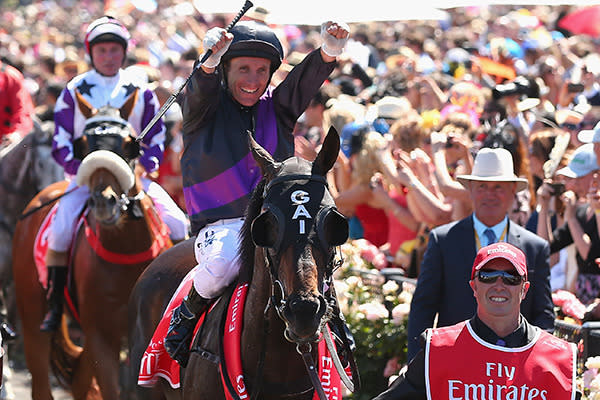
top-left (0, 61), bottom-right (34, 138)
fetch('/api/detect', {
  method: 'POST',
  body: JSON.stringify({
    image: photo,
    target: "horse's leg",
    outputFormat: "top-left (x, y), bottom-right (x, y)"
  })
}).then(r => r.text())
top-left (70, 348), bottom-right (101, 400)
top-left (12, 231), bottom-right (54, 400)
top-left (87, 327), bottom-right (123, 399)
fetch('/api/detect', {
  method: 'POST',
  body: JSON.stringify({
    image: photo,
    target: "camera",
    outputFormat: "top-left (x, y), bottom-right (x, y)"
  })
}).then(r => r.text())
top-left (567, 82), bottom-right (584, 93)
top-left (492, 76), bottom-right (539, 101)
top-left (549, 182), bottom-right (566, 196)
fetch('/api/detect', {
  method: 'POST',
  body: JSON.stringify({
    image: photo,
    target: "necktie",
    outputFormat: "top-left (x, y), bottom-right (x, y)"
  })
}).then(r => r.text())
top-left (483, 228), bottom-right (497, 246)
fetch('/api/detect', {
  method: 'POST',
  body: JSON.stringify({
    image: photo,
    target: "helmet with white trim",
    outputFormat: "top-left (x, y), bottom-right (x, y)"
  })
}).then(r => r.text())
top-left (84, 16), bottom-right (130, 57)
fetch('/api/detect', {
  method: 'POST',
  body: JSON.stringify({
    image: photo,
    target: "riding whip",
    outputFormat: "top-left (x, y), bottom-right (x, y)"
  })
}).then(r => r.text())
top-left (136, 0), bottom-right (254, 143)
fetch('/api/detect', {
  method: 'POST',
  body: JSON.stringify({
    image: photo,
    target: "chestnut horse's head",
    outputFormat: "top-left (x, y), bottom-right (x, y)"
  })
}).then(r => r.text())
top-left (76, 150), bottom-right (140, 225)
top-left (73, 89), bottom-right (141, 163)
top-left (247, 127), bottom-right (348, 343)
top-left (73, 88), bottom-right (144, 226)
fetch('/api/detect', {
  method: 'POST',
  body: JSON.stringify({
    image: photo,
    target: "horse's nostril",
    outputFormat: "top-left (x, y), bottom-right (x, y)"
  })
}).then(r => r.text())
top-left (289, 297), bottom-right (320, 315)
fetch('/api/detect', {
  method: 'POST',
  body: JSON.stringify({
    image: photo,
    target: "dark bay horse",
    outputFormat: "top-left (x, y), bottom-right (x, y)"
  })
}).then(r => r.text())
top-left (12, 90), bottom-right (172, 400)
top-left (0, 119), bottom-right (63, 348)
top-left (128, 128), bottom-right (355, 400)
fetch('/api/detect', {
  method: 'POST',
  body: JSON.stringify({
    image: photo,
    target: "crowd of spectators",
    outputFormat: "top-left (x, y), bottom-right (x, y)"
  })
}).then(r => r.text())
top-left (4, 0), bottom-right (600, 303)
top-left (4, 0), bottom-right (600, 394)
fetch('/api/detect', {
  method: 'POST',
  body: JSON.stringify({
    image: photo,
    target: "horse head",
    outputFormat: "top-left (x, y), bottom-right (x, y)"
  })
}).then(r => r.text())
top-left (76, 149), bottom-right (139, 226)
top-left (74, 89), bottom-right (141, 163)
top-left (247, 127), bottom-right (348, 343)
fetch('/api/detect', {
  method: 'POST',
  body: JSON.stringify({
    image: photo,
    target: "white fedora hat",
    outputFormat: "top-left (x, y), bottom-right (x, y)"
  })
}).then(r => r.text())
top-left (456, 147), bottom-right (528, 192)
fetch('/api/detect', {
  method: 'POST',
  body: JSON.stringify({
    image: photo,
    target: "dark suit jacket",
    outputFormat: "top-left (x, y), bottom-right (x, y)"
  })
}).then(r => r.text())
top-left (406, 215), bottom-right (555, 360)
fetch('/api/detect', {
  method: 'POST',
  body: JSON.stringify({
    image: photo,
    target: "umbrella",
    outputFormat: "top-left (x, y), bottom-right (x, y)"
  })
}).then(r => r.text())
top-left (558, 5), bottom-right (600, 38)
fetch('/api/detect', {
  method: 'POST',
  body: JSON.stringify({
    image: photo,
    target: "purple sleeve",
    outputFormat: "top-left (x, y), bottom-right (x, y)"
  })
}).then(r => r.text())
top-left (138, 89), bottom-right (164, 173)
top-left (52, 88), bottom-right (78, 173)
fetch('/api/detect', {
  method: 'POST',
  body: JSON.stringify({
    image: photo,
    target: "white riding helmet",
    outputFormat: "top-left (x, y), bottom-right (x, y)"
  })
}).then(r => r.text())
top-left (84, 15), bottom-right (130, 57)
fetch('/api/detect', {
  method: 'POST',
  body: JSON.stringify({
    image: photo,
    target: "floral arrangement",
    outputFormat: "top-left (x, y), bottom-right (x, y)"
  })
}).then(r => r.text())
top-left (335, 241), bottom-right (412, 399)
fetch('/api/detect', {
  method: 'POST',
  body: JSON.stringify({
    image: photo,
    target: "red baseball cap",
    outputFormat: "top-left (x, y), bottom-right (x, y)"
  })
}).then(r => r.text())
top-left (471, 243), bottom-right (527, 280)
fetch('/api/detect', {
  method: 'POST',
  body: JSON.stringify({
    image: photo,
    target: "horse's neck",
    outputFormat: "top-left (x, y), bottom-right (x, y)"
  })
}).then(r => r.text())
top-left (0, 138), bottom-right (37, 223)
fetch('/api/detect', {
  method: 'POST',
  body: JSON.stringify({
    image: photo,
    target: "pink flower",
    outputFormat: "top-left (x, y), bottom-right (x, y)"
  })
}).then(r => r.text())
top-left (358, 302), bottom-right (389, 321)
top-left (391, 303), bottom-right (410, 325)
top-left (383, 357), bottom-right (402, 377)
top-left (354, 239), bottom-right (389, 270)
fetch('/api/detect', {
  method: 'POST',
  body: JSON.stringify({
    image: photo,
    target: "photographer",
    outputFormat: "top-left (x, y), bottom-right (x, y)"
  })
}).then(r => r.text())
top-left (491, 75), bottom-right (540, 140)
top-left (537, 143), bottom-right (600, 304)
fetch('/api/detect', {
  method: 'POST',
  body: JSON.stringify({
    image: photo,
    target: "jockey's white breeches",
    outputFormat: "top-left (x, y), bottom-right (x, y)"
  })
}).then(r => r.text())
top-left (48, 177), bottom-right (189, 252)
top-left (191, 218), bottom-right (244, 299)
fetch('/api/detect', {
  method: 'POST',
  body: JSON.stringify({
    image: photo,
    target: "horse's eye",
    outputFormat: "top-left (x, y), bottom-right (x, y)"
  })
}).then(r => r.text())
top-left (251, 211), bottom-right (279, 248)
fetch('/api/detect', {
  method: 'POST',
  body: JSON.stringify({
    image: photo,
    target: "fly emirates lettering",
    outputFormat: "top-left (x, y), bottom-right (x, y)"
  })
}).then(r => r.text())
top-left (446, 362), bottom-right (548, 400)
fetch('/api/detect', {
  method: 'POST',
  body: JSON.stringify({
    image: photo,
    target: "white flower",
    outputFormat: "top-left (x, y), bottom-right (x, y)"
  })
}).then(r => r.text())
top-left (398, 290), bottom-right (413, 304)
top-left (587, 357), bottom-right (600, 370)
top-left (382, 280), bottom-right (399, 295)
top-left (346, 275), bottom-right (361, 289)
top-left (590, 374), bottom-right (600, 392)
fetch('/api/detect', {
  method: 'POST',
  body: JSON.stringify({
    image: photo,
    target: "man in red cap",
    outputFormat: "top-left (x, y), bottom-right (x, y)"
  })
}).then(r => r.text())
top-left (373, 242), bottom-right (578, 400)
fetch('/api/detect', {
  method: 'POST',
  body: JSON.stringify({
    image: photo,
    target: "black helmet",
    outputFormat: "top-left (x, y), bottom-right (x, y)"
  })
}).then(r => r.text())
top-left (221, 21), bottom-right (284, 74)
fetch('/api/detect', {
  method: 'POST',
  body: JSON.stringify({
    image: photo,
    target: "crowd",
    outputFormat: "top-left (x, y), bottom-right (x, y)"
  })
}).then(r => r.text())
top-left (3, 0), bottom-right (600, 398)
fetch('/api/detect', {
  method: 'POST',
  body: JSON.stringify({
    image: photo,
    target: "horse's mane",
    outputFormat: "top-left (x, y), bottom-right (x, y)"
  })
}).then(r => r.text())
top-left (238, 178), bottom-right (267, 275)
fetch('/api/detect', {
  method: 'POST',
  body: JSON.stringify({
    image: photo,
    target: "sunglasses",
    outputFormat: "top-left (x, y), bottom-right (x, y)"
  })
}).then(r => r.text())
top-left (559, 123), bottom-right (580, 131)
top-left (476, 270), bottom-right (523, 286)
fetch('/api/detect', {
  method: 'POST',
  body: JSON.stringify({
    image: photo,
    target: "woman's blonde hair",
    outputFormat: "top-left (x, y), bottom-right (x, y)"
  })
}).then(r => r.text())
top-left (351, 131), bottom-right (388, 184)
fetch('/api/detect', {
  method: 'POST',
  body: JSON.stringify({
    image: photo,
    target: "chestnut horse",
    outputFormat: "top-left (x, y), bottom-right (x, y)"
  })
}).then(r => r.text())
top-left (128, 128), bottom-right (358, 400)
top-left (12, 91), bottom-right (172, 400)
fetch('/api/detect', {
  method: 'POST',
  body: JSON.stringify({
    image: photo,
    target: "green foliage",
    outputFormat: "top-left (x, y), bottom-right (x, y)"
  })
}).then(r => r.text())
top-left (335, 242), bottom-right (412, 399)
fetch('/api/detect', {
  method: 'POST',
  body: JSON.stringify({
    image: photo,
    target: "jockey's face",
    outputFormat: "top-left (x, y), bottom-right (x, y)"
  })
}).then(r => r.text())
top-left (92, 42), bottom-right (125, 77)
top-left (226, 57), bottom-right (271, 107)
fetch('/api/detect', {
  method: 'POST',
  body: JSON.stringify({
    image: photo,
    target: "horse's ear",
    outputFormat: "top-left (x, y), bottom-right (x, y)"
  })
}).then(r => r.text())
top-left (312, 126), bottom-right (340, 176)
top-left (75, 90), bottom-right (97, 119)
top-left (248, 130), bottom-right (278, 178)
top-left (120, 88), bottom-right (139, 121)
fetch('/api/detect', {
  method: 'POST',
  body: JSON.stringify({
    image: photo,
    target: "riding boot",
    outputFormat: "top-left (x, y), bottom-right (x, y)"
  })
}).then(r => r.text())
top-left (40, 266), bottom-right (68, 332)
top-left (164, 285), bottom-right (210, 368)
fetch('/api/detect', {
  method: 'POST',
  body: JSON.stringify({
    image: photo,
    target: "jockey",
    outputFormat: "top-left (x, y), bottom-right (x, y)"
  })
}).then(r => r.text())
top-left (41, 16), bottom-right (190, 332)
top-left (0, 60), bottom-right (34, 147)
top-left (164, 19), bottom-right (351, 367)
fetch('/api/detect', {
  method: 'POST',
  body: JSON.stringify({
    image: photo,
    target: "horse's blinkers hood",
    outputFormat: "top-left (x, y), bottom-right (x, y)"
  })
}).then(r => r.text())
top-left (251, 157), bottom-right (348, 253)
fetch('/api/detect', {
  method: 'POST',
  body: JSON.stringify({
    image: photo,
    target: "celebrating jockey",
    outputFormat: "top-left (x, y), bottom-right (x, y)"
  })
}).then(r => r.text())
top-left (41, 15), bottom-right (189, 332)
top-left (163, 19), bottom-right (351, 367)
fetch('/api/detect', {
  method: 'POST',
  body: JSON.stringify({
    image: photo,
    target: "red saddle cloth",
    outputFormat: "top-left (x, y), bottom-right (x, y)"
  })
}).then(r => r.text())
top-left (138, 274), bottom-right (343, 399)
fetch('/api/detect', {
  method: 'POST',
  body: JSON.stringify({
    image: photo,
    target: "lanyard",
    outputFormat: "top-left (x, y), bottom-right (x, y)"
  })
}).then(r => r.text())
top-left (474, 224), bottom-right (508, 251)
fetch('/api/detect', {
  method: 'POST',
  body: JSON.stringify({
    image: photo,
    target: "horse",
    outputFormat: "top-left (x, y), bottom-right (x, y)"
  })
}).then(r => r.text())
top-left (128, 127), bottom-right (358, 400)
top-left (12, 89), bottom-right (172, 400)
top-left (0, 118), bottom-right (63, 366)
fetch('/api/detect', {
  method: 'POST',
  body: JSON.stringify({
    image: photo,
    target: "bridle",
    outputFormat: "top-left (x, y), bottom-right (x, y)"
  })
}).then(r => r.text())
top-left (250, 172), bottom-right (346, 400)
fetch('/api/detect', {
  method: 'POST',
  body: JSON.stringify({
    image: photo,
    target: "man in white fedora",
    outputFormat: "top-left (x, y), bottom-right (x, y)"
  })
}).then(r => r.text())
top-left (406, 147), bottom-right (554, 361)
